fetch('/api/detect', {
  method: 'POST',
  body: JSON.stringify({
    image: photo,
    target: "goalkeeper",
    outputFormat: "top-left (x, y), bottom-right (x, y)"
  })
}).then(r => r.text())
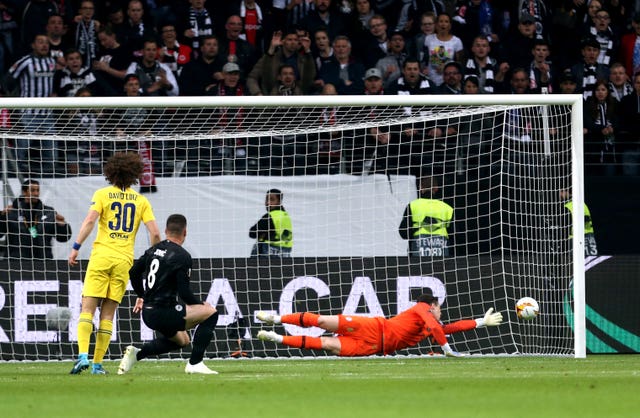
top-left (257, 290), bottom-right (502, 357)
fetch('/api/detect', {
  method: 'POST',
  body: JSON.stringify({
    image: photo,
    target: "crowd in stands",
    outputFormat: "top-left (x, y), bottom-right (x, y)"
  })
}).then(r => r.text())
top-left (0, 0), bottom-right (639, 178)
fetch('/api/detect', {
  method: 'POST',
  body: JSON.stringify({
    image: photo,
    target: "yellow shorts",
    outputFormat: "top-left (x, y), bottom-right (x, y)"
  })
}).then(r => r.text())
top-left (82, 256), bottom-right (133, 303)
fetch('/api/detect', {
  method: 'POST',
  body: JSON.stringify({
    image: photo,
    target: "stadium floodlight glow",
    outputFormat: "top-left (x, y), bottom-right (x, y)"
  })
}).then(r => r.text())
top-left (0, 94), bottom-right (585, 360)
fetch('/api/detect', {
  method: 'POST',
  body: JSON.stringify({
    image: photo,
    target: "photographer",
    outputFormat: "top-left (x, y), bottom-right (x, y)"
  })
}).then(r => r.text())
top-left (0, 179), bottom-right (72, 259)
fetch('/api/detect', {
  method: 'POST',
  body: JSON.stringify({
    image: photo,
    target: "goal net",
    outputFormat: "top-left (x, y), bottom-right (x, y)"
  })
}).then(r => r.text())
top-left (0, 94), bottom-right (585, 361)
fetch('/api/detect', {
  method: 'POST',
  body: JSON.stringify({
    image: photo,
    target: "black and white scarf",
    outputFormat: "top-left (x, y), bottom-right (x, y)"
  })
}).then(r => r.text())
top-left (590, 26), bottom-right (614, 66)
top-left (464, 57), bottom-right (495, 93)
top-left (582, 64), bottom-right (598, 99)
top-left (190, 7), bottom-right (213, 51)
top-left (76, 20), bottom-right (97, 65)
top-left (529, 61), bottom-right (552, 92)
top-left (161, 42), bottom-right (180, 75)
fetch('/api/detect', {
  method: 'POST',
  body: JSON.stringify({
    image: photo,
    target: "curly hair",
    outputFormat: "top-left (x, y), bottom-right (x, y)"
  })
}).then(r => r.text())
top-left (103, 152), bottom-right (144, 190)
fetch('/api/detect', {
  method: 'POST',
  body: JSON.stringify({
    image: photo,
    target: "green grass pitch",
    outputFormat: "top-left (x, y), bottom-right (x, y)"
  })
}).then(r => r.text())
top-left (1, 355), bottom-right (639, 418)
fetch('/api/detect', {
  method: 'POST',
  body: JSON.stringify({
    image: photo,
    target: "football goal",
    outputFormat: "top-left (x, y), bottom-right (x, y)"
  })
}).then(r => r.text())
top-left (0, 94), bottom-right (585, 360)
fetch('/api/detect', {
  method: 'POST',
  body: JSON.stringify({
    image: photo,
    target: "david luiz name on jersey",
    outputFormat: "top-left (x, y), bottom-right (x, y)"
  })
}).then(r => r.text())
top-left (108, 192), bottom-right (138, 200)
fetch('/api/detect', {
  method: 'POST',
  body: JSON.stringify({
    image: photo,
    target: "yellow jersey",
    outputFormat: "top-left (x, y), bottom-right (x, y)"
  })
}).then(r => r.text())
top-left (88, 185), bottom-right (156, 262)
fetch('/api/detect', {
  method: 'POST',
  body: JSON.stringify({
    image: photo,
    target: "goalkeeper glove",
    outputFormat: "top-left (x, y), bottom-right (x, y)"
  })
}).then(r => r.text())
top-left (441, 343), bottom-right (464, 358)
top-left (475, 308), bottom-right (503, 328)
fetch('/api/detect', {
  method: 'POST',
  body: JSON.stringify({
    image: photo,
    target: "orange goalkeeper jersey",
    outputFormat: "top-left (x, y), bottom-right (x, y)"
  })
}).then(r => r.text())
top-left (381, 303), bottom-right (477, 354)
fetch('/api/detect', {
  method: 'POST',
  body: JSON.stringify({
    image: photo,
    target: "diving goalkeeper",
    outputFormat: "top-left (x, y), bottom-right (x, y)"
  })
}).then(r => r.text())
top-left (257, 290), bottom-right (502, 357)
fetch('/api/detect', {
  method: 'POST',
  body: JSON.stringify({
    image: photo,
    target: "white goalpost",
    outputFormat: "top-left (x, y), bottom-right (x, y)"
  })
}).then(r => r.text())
top-left (0, 94), bottom-right (585, 360)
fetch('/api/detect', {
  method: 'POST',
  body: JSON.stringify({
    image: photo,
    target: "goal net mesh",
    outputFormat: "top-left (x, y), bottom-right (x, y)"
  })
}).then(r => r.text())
top-left (0, 96), bottom-right (580, 360)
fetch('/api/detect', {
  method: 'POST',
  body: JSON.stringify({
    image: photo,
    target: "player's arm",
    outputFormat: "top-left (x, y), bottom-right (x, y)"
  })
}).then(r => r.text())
top-left (145, 219), bottom-right (161, 245)
top-left (177, 268), bottom-right (202, 305)
top-left (249, 213), bottom-right (272, 240)
top-left (68, 209), bottom-right (100, 266)
top-left (129, 253), bottom-right (148, 299)
top-left (442, 308), bottom-right (503, 334)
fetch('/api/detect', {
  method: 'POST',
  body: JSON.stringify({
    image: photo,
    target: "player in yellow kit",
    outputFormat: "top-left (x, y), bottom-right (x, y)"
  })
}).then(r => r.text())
top-left (68, 152), bottom-right (161, 375)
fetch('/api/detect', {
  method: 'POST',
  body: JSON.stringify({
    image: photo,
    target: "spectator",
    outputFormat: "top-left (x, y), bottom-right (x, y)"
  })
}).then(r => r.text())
top-left (270, 63), bottom-right (304, 95)
top-left (158, 23), bottom-right (192, 78)
top-left (570, 37), bottom-right (610, 99)
top-left (284, 0), bottom-right (317, 30)
top-left (45, 14), bottom-right (68, 69)
top-left (210, 62), bottom-right (248, 174)
top-left (177, 0), bottom-right (216, 59)
top-left (317, 35), bottom-right (365, 95)
top-left (0, 179), bottom-right (72, 259)
top-left (218, 15), bottom-right (259, 81)
top-left (247, 29), bottom-right (316, 95)
top-left (435, 60), bottom-right (462, 94)
top-left (92, 26), bottom-right (131, 96)
top-left (423, 12), bottom-right (463, 86)
top-left (463, 74), bottom-right (480, 94)
top-left (52, 48), bottom-right (100, 97)
top-left (359, 14), bottom-right (390, 69)
top-left (405, 0), bottom-right (446, 37)
top-left (583, 79), bottom-right (619, 176)
top-left (384, 58), bottom-right (432, 175)
top-left (119, 0), bottom-right (157, 57)
top-left (556, 70), bottom-right (579, 94)
top-left (399, 176), bottom-right (454, 257)
top-left (249, 189), bottom-right (293, 257)
top-left (312, 27), bottom-right (334, 72)
top-left (350, 0), bottom-right (375, 45)
top-left (375, 30), bottom-right (408, 88)
top-left (406, 11), bottom-right (436, 70)
top-left (227, 0), bottom-right (267, 55)
top-left (463, 35), bottom-right (507, 94)
top-left (618, 72), bottom-right (640, 176)
top-left (20, 0), bottom-right (59, 55)
top-left (0, 1), bottom-right (18, 73)
top-left (72, 0), bottom-right (100, 66)
top-left (502, 12), bottom-right (537, 71)
top-left (302, 0), bottom-right (348, 41)
top-left (178, 35), bottom-right (225, 96)
top-left (452, 0), bottom-right (497, 50)
top-left (309, 82), bottom-right (342, 174)
top-left (7, 33), bottom-right (57, 177)
top-left (513, 0), bottom-right (551, 41)
top-left (528, 38), bottom-right (555, 93)
top-left (620, 13), bottom-right (640, 78)
top-left (586, 8), bottom-right (618, 67)
top-left (608, 62), bottom-right (633, 102)
top-left (65, 87), bottom-right (104, 175)
top-left (126, 39), bottom-right (179, 97)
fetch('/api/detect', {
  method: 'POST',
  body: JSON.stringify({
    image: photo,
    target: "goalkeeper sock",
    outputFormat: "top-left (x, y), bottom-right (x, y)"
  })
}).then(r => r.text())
top-left (139, 337), bottom-right (182, 360)
top-left (190, 312), bottom-right (219, 365)
top-left (93, 319), bottom-right (113, 364)
top-left (282, 335), bottom-right (323, 350)
top-left (281, 313), bottom-right (320, 328)
top-left (77, 312), bottom-right (94, 355)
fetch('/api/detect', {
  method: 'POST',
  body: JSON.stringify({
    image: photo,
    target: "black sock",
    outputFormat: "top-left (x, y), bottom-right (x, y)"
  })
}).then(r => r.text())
top-left (189, 312), bottom-right (218, 365)
top-left (138, 337), bottom-right (182, 360)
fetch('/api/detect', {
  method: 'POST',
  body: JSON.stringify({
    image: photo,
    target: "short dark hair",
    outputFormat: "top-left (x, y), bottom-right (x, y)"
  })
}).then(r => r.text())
top-left (417, 289), bottom-right (437, 305)
top-left (166, 214), bottom-right (187, 236)
top-left (267, 188), bottom-right (283, 199)
top-left (22, 179), bottom-right (39, 192)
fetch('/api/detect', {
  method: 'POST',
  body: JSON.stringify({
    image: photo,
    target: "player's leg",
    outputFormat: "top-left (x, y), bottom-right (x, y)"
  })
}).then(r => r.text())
top-left (70, 295), bottom-right (99, 374)
top-left (257, 330), bottom-right (341, 354)
top-left (257, 311), bottom-right (339, 332)
top-left (92, 260), bottom-right (131, 374)
top-left (184, 303), bottom-right (219, 374)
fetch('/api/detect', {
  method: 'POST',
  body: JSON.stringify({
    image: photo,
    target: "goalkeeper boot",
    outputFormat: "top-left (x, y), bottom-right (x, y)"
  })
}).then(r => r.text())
top-left (117, 345), bottom-right (140, 375)
top-left (185, 361), bottom-right (218, 375)
top-left (256, 311), bottom-right (281, 325)
top-left (257, 330), bottom-right (282, 343)
top-left (91, 364), bottom-right (108, 375)
top-left (69, 354), bottom-right (90, 375)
